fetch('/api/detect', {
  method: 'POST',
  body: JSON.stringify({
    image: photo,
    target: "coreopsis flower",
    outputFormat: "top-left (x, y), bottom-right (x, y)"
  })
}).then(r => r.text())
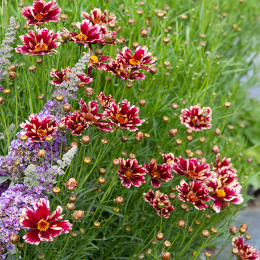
top-left (50, 68), bottom-right (92, 86)
top-left (100, 26), bottom-right (117, 45)
top-left (20, 114), bottom-right (58, 142)
top-left (116, 46), bottom-right (156, 71)
top-left (104, 99), bottom-right (145, 131)
top-left (172, 157), bottom-right (213, 182)
top-left (82, 8), bottom-right (116, 25)
top-left (62, 20), bottom-right (102, 48)
top-left (79, 98), bottom-right (113, 132)
top-left (21, 0), bottom-right (61, 25)
top-left (162, 153), bottom-right (179, 168)
top-left (213, 153), bottom-right (237, 174)
top-left (96, 92), bottom-right (115, 109)
top-left (89, 54), bottom-right (111, 71)
top-left (144, 159), bottom-right (173, 188)
top-left (105, 58), bottom-right (130, 81)
top-left (129, 71), bottom-right (146, 81)
top-left (206, 179), bottom-right (243, 213)
top-left (15, 26), bottom-right (60, 56)
top-left (176, 180), bottom-right (210, 210)
top-left (143, 189), bottom-right (174, 218)
top-left (62, 113), bottom-right (89, 136)
top-left (232, 236), bottom-right (259, 260)
top-left (19, 198), bottom-right (72, 245)
top-left (180, 105), bottom-right (212, 131)
top-left (117, 158), bottom-right (146, 188)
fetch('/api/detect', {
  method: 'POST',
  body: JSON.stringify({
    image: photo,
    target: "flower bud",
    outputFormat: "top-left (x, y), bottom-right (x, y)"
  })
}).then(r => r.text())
top-left (164, 240), bottom-right (171, 247)
top-left (99, 168), bottom-right (106, 175)
top-left (29, 65), bottom-right (37, 73)
top-left (38, 150), bottom-right (47, 159)
top-left (201, 230), bottom-right (210, 238)
top-left (138, 99), bottom-right (146, 106)
top-left (229, 226), bottom-right (238, 235)
top-left (70, 142), bottom-right (78, 148)
top-left (115, 196), bottom-right (124, 205)
top-left (9, 234), bottom-right (20, 244)
top-left (83, 157), bottom-right (91, 164)
top-left (0, 97), bottom-right (4, 105)
top-left (121, 136), bottom-right (128, 143)
top-left (169, 129), bottom-right (177, 137)
top-left (135, 131), bottom-right (144, 142)
top-left (38, 253), bottom-right (45, 259)
top-left (204, 251), bottom-right (212, 258)
top-left (101, 138), bottom-right (108, 144)
top-left (132, 42), bottom-right (139, 49)
top-left (93, 221), bottom-right (101, 227)
top-left (156, 232), bottom-right (164, 240)
top-left (81, 135), bottom-right (90, 145)
top-left (66, 203), bottom-right (75, 211)
top-left (8, 65), bottom-right (17, 72)
top-left (53, 187), bottom-right (60, 194)
top-left (45, 136), bottom-right (53, 142)
top-left (69, 195), bottom-right (77, 202)
top-left (85, 87), bottom-right (94, 97)
top-left (161, 252), bottom-right (171, 260)
top-left (60, 14), bottom-right (68, 21)
top-left (8, 71), bottom-right (17, 80)
top-left (112, 159), bottom-right (120, 167)
top-left (36, 58), bottom-right (42, 64)
top-left (232, 248), bottom-right (239, 255)
top-left (63, 103), bottom-right (72, 112)
top-left (66, 178), bottom-right (77, 191)
top-left (150, 66), bottom-right (157, 74)
top-left (58, 122), bottom-right (66, 132)
top-left (98, 177), bottom-right (106, 184)
top-left (4, 89), bottom-right (11, 95)
top-left (177, 220), bottom-right (186, 228)
top-left (20, 135), bottom-right (28, 142)
top-left (17, 242), bottom-right (24, 249)
top-left (72, 210), bottom-right (84, 221)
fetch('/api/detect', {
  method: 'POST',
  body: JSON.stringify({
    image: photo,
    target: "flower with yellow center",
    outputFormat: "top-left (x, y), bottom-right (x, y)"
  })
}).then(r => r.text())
top-left (90, 56), bottom-right (99, 64)
top-left (37, 219), bottom-right (49, 231)
top-left (151, 170), bottom-right (160, 179)
top-left (76, 34), bottom-right (88, 41)
top-left (216, 189), bottom-right (226, 198)
top-left (124, 169), bottom-right (133, 179)
top-left (116, 113), bottom-right (128, 124)
top-left (35, 43), bottom-right (48, 52)
top-left (34, 13), bottom-right (45, 21)
top-left (37, 129), bottom-right (46, 137)
top-left (129, 58), bottom-right (140, 66)
top-left (93, 18), bottom-right (101, 24)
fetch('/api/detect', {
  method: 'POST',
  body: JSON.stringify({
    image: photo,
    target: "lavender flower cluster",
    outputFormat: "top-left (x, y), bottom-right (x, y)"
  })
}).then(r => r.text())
top-left (0, 184), bottom-right (47, 251)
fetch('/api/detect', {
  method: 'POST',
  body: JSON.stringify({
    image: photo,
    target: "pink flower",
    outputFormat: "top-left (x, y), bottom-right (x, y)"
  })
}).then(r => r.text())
top-left (233, 236), bottom-right (259, 260)
top-left (15, 26), bottom-right (60, 56)
top-left (89, 54), bottom-right (111, 71)
top-left (144, 159), bottom-right (174, 188)
top-left (20, 114), bottom-right (57, 142)
top-left (104, 99), bottom-right (145, 131)
top-left (96, 92), bottom-right (115, 109)
top-left (172, 157), bottom-right (214, 182)
top-left (100, 26), bottom-right (117, 45)
top-left (176, 180), bottom-right (210, 210)
top-left (21, 0), bottom-right (61, 25)
top-left (50, 67), bottom-right (93, 86)
top-left (129, 71), bottom-right (146, 81)
top-left (117, 158), bottom-right (146, 188)
top-left (79, 98), bottom-right (113, 132)
top-left (62, 20), bottom-right (102, 48)
top-left (180, 105), bottom-right (212, 131)
top-left (206, 179), bottom-right (243, 213)
top-left (62, 113), bottom-right (89, 136)
top-left (213, 153), bottom-right (237, 174)
top-left (162, 153), bottom-right (179, 168)
top-left (20, 198), bottom-right (72, 245)
top-left (143, 189), bottom-right (174, 219)
top-left (81, 8), bottom-right (116, 25)
top-left (116, 46), bottom-right (156, 71)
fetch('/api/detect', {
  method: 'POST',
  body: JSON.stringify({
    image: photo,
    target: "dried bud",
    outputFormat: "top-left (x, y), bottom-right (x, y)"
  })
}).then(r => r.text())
top-left (156, 232), bottom-right (164, 240)
top-left (95, 49), bottom-right (103, 56)
top-left (104, 31), bottom-right (114, 42)
top-left (70, 142), bottom-right (78, 148)
top-left (81, 135), bottom-right (90, 145)
top-left (229, 226), bottom-right (238, 235)
top-left (72, 210), bottom-right (84, 221)
top-left (8, 71), bottom-right (17, 80)
top-left (37, 150), bottom-right (47, 159)
top-left (128, 18), bottom-right (135, 25)
top-left (8, 65), bottom-right (16, 72)
top-left (188, 226), bottom-right (193, 233)
top-left (115, 196), bottom-right (124, 205)
top-left (141, 29), bottom-right (149, 38)
top-left (9, 234), bottom-right (20, 244)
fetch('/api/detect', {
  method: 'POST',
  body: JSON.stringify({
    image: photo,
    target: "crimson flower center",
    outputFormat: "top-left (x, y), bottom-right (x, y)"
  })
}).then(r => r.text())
top-left (116, 113), bottom-right (128, 124)
top-left (76, 34), bottom-right (88, 41)
top-left (35, 13), bottom-right (45, 21)
top-left (37, 129), bottom-right (46, 137)
top-left (124, 169), bottom-right (133, 179)
top-left (151, 170), bottom-right (160, 179)
top-left (90, 55), bottom-right (99, 63)
top-left (187, 192), bottom-right (199, 202)
top-left (216, 189), bottom-right (226, 198)
top-left (37, 219), bottom-right (49, 231)
top-left (35, 43), bottom-right (48, 52)
top-left (129, 58), bottom-right (140, 66)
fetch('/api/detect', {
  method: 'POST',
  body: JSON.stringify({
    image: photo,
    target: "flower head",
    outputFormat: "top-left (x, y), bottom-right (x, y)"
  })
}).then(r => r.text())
top-left (89, 54), bottom-right (111, 71)
top-left (82, 8), bottom-right (116, 25)
top-left (116, 46), bottom-right (156, 72)
top-left (213, 153), bottom-right (237, 174)
top-left (117, 158), bottom-right (146, 188)
top-left (144, 159), bottom-right (173, 188)
top-left (62, 20), bottom-right (102, 48)
top-left (20, 114), bottom-right (58, 142)
top-left (180, 105), bottom-right (212, 131)
top-left (104, 99), bottom-right (145, 131)
top-left (62, 112), bottom-right (89, 136)
top-left (20, 198), bottom-right (72, 245)
top-left (143, 189), bottom-right (174, 218)
top-left (79, 98), bottom-right (113, 132)
top-left (162, 153), bottom-right (179, 168)
top-left (96, 92), bottom-right (115, 109)
top-left (15, 26), bottom-right (60, 56)
top-left (232, 236), bottom-right (259, 260)
top-left (21, 0), bottom-right (61, 25)
top-left (176, 180), bottom-right (210, 210)
top-left (105, 58), bottom-right (131, 80)
top-left (172, 157), bottom-right (213, 182)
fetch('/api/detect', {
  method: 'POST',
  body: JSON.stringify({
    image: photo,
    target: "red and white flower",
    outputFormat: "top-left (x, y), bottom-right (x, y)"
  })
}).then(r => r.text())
top-left (20, 114), bottom-right (58, 142)
top-left (21, 0), bottom-right (61, 25)
top-left (96, 92), bottom-right (115, 109)
top-left (79, 98), bottom-right (113, 132)
top-left (20, 198), bottom-right (72, 245)
top-left (213, 153), bottom-right (237, 175)
top-left (232, 236), bottom-right (259, 260)
top-left (180, 105), bottom-right (212, 131)
top-left (89, 54), bottom-right (111, 71)
top-left (62, 20), bottom-right (102, 48)
top-left (15, 26), bottom-right (60, 56)
top-left (162, 153), bottom-right (179, 168)
top-left (207, 179), bottom-right (243, 213)
top-left (144, 159), bottom-right (174, 188)
top-left (176, 180), bottom-right (210, 210)
top-left (143, 189), bottom-right (174, 219)
top-left (50, 67), bottom-right (93, 86)
top-left (172, 157), bottom-right (214, 182)
top-left (105, 58), bottom-right (131, 81)
top-left (117, 158), bottom-right (146, 188)
top-left (62, 113), bottom-right (89, 136)
top-left (104, 99), bottom-right (145, 131)
top-left (116, 46), bottom-right (156, 71)
top-left (81, 8), bottom-right (116, 25)
top-left (100, 26), bottom-right (117, 45)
